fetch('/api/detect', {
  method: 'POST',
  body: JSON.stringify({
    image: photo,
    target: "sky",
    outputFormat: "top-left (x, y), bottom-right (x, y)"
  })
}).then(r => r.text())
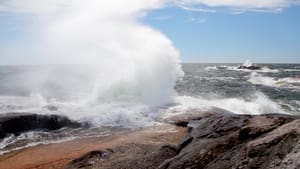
top-left (144, 4), bottom-right (300, 63)
top-left (0, 0), bottom-right (300, 64)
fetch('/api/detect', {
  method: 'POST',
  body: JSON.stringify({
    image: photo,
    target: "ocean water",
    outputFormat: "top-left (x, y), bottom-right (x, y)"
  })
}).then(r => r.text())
top-left (174, 63), bottom-right (300, 114)
top-left (0, 63), bottom-right (299, 154)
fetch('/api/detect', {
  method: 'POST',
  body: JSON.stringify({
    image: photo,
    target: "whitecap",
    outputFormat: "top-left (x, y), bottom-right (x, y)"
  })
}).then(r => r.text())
top-left (283, 69), bottom-right (300, 72)
top-left (248, 72), bottom-right (300, 89)
top-left (165, 92), bottom-right (287, 116)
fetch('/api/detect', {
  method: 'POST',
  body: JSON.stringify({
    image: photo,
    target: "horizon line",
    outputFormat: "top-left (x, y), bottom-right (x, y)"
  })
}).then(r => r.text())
top-left (0, 62), bottom-right (300, 66)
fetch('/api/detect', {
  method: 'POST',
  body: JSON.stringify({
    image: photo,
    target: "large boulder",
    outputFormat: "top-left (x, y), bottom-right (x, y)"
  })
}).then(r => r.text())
top-left (159, 112), bottom-right (297, 169)
top-left (0, 113), bottom-right (81, 139)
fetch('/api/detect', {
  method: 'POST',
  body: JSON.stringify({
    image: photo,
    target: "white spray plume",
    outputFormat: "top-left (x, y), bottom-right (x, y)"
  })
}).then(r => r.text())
top-left (0, 0), bottom-right (183, 107)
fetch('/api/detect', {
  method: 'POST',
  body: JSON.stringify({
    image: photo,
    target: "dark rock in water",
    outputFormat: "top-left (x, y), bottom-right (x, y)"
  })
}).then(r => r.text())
top-left (65, 110), bottom-right (300, 169)
top-left (0, 113), bottom-right (81, 139)
top-left (238, 65), bottom-right (261, 70)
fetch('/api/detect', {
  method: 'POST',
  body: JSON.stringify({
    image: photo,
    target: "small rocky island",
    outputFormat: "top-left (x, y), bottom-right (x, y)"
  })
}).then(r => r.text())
top-left (0, 109), bottom-right (300, 169)
top-left (237, 60), bottom-right (261, 70)
top-left (237, 65), bottom-right (261, 70)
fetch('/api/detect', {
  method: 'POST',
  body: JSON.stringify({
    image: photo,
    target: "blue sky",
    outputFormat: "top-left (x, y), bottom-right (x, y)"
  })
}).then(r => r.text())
top-left (0, 0), bottom-right (300, 64)
top-left (145, 6), bottom-right (300, 63)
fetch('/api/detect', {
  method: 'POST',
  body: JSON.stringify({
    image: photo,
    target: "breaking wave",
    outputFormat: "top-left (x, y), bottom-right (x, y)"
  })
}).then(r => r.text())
top-left (248, 72), bottom-right (300, 89)
top-left (167, 92), bottom-right (288, 116)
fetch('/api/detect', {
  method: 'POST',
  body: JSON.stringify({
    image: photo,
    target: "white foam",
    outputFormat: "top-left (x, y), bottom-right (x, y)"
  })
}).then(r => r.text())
top-left (0, 133), bottom-right (77, 155)
top-left (0, 93), bottom-right (163, 128)
top-left (204, 66), bottom-right (218, 70)
top-left (166, 92), bottom-right (287, 116)
top-left (248, 72), bottom-right (300, 89)
top-left (0, 127), bottom-right (125, 155)
top-left (204, 65), bottom-right (229, 71)
top-left (283, 69), bottom-right (300, 72)
top-left (243, 60), bottom-right (253, 67)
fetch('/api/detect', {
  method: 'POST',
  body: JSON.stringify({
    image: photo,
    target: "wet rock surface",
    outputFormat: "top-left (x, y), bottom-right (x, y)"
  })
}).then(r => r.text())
top-left (65, 110), bottom-right (300, 169)
top-left (0, 113), bottom-right (81, 139)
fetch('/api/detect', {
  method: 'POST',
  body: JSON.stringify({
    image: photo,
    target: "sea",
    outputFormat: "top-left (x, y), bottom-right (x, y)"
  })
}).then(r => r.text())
top-left (0, 63), bottom-right (299, 154)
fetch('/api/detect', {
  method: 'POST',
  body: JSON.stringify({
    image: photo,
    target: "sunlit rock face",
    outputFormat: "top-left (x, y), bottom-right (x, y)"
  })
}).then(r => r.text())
top-left (65, 111), bottom-right (300, 169)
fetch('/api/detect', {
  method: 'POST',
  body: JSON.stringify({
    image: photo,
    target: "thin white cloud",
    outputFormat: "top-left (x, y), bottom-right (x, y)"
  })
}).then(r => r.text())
top-left (0, 0), bottom-right (165, 14)
top-left (175, 0), bottom-right (300, 12)
top-left (0, 0), bottom-right (70, 14)
top-left (1, 0), bottom-right (299, 15)
top-left (231, 8), bottom-right (282, 14)
top-left (179, 5), bottom-right (216, 13)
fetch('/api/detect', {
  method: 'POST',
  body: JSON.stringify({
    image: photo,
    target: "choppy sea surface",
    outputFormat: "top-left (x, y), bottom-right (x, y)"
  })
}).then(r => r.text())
top-left (0, 63), bottom-right (299, 154)
top-left (175, 63), bottom-right (300, 114)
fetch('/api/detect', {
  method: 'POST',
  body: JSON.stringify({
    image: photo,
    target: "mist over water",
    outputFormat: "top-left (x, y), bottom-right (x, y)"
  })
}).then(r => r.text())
top-left (0, 0), bottom-right (184, 126)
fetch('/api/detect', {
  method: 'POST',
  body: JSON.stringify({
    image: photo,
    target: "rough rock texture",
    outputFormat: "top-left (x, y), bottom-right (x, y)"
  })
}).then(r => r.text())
top-left (65, 110), bottom-right (300, 169)
top-left (159, 112), bottom-right (297, 169)
top-left (0, 113), bottom-right (81, 138)
top-left (65, 144), bottom-right (178, 169)
top-left (0, 124), bottom-right (186, 169)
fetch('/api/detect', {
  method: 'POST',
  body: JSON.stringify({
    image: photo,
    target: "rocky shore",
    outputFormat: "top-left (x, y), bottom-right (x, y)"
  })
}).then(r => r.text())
top-left (1, 110), bottom-right (300, 169)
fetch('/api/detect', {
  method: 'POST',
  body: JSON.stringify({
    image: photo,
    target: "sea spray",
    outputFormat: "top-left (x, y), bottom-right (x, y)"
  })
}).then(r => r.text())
top-left (0, 0), bottom-right (183, 126)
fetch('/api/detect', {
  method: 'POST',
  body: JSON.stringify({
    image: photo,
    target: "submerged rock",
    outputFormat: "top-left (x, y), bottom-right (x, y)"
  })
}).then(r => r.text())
top-left (65, 110), bottom-right (300, 169)
top-left (0, 113), bottom-right (81, 139)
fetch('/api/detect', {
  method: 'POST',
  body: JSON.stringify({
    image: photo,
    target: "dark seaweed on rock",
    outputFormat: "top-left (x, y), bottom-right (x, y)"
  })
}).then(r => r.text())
top-left (0, 113), bottom-right (81, 139)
